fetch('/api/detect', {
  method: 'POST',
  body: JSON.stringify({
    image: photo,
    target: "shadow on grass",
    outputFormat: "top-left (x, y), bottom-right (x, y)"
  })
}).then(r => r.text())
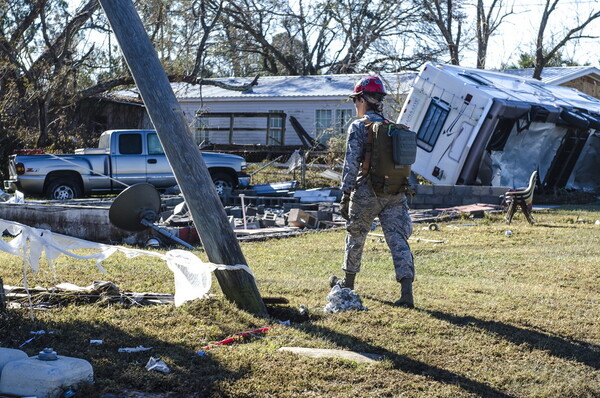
top-left (422, 309), bottom-right (600, 370)
top-left (0, 312), bottom-right (244, 397)
top-left (534, 224), bottom-right (577, 228)
top-left (292, 319), bottom-right (513, 398)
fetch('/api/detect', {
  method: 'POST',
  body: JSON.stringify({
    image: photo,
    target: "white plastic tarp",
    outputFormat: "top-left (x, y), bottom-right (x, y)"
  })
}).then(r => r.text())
top-left (0, 218), bottom-right (253, 306)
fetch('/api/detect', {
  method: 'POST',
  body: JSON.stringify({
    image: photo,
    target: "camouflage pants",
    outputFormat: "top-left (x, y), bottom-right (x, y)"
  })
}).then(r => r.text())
top-left (343, 182), bottom-right (414, 282)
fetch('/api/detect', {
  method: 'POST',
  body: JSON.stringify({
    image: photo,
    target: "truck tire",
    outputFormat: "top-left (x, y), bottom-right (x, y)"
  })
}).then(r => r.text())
top-left (211, 172), bottom-right (235, 196)
top-left (45, 178), bottom-right (82, 200)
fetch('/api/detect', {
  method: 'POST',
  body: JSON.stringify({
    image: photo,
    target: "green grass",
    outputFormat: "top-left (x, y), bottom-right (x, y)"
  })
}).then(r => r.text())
top-left (1, 205), bottom-right (600, 397)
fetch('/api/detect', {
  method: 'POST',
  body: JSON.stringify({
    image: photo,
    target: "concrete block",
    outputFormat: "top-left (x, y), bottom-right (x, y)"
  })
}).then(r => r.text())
top-left (245, 221), bottom-right (261, 229)
top-left (415, 184), bottom-right (434, 195)
top-left (283, 203), bottom-right (319, 212)
top-left (259, 219), bottom-right (277, 228)
top-left (287, 208), bottom-right (319, 229)
top-left (228, 207), bottom-right (243, 218)
top-left (433, 185), bottom-right (454, 196)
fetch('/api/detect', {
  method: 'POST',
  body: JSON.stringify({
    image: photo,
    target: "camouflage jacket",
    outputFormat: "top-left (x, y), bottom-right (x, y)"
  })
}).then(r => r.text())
top-left (340, 111), bottom-right (386, 193)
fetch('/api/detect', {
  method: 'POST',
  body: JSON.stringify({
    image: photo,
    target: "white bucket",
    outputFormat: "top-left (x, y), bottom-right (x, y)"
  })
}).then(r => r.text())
top-left (0, 348), bottom-right (93, 398)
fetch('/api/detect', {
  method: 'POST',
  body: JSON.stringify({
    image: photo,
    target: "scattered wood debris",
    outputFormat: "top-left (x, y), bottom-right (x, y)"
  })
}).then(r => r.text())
top-left (4, 281), bottom-right (174, 309)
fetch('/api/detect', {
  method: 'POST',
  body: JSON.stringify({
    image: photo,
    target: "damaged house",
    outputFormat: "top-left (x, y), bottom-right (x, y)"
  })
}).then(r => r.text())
top-left (110, 73), bottom-right (417, 148)
top-left (399, 63), bottom-right (600, 191)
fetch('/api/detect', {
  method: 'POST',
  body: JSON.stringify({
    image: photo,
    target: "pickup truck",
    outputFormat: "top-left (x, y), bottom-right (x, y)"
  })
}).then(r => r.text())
top-left (3, 129), bottom-right (250, 200)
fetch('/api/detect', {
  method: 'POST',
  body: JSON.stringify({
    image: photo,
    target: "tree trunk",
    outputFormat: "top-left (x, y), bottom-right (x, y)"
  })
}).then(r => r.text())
top-left (449, 44), bottom-right (460, 65)
top-left (36, 99), bottom-right (49, 147)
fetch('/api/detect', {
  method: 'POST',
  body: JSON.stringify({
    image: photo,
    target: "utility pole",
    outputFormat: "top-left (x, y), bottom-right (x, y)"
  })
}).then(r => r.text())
top-left (98, 0), bottom-right (267, 316)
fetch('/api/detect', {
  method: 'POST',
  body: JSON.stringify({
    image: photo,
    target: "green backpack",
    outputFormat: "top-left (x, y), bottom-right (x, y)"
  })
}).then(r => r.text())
top-left (361, 120), bottom-right (416, 196)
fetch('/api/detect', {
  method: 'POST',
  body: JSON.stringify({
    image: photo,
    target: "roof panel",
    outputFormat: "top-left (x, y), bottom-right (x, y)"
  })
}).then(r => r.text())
top-left (498, 66), bottom-right (600, 84)
top-left (112, 73), bottom-right (418, 100)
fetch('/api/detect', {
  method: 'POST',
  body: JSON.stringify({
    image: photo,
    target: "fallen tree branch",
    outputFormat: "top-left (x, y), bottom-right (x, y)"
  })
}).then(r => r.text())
top-left (77, 74), bottom-right (260, 100)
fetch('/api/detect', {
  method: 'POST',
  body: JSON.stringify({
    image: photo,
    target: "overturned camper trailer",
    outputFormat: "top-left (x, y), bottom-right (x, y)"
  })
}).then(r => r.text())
top-left (398, 63), bottom-right (600, 191)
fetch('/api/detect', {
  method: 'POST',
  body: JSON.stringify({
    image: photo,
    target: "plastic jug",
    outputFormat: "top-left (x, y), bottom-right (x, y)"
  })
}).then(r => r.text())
top-left (0, 347), bottom-right (28, 373)
top-left (0, 348), bottom-right (93, 398)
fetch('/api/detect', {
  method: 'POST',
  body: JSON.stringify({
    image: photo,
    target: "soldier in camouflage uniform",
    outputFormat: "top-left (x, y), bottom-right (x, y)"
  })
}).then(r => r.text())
top-left (329, 76), bottom-right (415, 308)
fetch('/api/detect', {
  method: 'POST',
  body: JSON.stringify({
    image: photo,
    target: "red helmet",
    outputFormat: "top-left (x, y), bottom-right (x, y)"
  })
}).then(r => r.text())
top-left (350, 76), bottom-right (386, 97)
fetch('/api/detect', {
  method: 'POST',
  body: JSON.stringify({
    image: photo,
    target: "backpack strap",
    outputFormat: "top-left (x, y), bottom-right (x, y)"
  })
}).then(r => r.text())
top-left (360, 118), bottom-right (374, 176)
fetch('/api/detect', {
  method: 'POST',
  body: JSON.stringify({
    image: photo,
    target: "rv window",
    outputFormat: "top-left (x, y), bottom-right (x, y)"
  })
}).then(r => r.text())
top-left (458, 73), bottom-right (491, 86)
top-left (417, 98), bottom-right (450, 152)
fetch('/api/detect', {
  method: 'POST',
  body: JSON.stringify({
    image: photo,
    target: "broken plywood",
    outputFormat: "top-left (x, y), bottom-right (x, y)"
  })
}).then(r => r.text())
top-left (278, 347), bottom-right (383, 363)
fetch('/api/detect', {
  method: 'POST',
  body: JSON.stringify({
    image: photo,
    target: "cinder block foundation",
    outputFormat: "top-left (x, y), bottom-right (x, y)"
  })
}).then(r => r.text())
top-left (411, 184), bottom-right (509, 209)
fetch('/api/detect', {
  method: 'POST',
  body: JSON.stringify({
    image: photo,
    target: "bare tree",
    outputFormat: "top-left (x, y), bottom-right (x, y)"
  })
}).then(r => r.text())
top-left (215, 0), bottom-right (423, 75)
top-left (420, 0), bottom-right (468, 65)
top-left (0, 0), bottom-right (100, 147)
top-left (325, 0), bottom-right (422, 73)
top-left (476, 0), bottom-right (515, 69)
top-left (532, 0), bottom-right (600, 79)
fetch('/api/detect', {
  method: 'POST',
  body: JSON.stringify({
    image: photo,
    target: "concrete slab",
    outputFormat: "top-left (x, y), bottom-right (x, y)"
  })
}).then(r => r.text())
top-left (278, 347), bottom-right (383, 363)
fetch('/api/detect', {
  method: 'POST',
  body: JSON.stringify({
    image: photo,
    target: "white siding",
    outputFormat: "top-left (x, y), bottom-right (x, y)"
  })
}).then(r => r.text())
top-left (178, 98), bottom-right (354, 146)
top-left (141, 96), bottom-right (402, 146)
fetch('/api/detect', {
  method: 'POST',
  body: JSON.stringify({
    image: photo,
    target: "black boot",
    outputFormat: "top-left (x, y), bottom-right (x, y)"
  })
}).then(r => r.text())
top-left (394, 278), bottom-right (414, 308)
top-left (328, 272), bottom-right (356, 290)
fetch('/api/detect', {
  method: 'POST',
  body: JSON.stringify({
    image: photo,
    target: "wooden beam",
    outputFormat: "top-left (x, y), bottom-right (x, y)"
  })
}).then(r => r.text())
top-left (98, 0), bottom-right (267, 316)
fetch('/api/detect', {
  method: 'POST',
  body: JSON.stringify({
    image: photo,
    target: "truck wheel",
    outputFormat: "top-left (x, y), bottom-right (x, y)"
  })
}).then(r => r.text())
top-left (45, 178), bottom-right (82, 200)
top-left (211, 172), bottom-right (235, 196)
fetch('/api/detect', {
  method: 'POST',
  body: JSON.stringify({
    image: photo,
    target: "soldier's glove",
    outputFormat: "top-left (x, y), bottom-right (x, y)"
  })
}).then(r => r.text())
top-left (340, 192), bottom-right (351, 220)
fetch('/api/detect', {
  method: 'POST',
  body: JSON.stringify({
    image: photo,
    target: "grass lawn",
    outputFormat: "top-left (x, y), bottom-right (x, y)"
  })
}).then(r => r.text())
top-left (1, 204), bottom-right (599, 397)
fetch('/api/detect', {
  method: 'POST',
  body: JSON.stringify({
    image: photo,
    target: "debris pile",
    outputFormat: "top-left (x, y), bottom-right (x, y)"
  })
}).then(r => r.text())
top-left (161, 186), bottom-right (346, 244)
top-left (4, 281), bottom-right (174, 309)
top-left (323, 285), bottom-right (368, 313)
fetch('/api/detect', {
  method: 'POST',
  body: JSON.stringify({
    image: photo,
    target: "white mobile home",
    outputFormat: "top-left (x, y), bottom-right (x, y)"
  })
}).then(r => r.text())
top-left (115, 73), bottom-right (417, 147)
top-left (399, 63), bottom-right (600, 191)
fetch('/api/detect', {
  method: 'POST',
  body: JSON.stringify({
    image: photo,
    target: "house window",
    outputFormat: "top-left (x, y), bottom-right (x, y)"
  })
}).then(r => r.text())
top-left (195, 116), bottom-right (209, 145)
top-left (147, 133), bottom-right (164, 155)
top-left (118, 133), bottom-right (142, 155)
top-left (417, 98), bottom-right (450, 152)
top-left (267, 110), bottom-right (284, 145)
top-left (315, 109), bottom-right (333, 144)
top-left (336, 109), bottom-right (354, 134)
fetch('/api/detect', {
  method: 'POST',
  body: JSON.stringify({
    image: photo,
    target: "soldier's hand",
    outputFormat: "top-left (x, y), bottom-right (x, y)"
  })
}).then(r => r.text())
top-left (340, 192), bottom-right (350, 220)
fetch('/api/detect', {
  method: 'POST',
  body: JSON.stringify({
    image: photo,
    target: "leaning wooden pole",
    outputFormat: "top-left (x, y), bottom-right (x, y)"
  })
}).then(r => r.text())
top-left (98, 0), bottom-right (267, 316)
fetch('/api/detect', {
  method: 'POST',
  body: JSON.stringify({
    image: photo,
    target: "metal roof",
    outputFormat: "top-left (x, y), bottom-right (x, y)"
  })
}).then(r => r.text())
top-left (113, 72), bottom-right (418, 100)
top-left (498, 66), bottom-right (600, 85)
top-left (438, 64), bottom-right (600, 113)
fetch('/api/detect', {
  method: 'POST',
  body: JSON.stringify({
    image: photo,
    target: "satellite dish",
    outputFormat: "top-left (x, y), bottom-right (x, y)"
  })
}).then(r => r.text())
top-left (109, 183), bottom-right (194, 249)
top-left (109, 183), bottom-right (161, 231)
